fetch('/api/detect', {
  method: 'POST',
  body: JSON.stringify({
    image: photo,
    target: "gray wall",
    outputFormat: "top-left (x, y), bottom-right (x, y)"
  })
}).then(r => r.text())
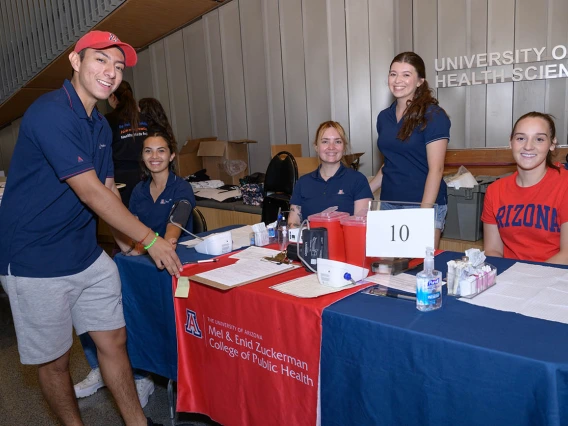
top-left (1, 0), bottom-right (567, 177)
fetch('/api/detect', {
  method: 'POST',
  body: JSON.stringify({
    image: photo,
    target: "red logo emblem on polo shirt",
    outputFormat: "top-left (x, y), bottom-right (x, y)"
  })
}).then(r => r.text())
top-left (338, 190), bottom-right (344, 195)
top-left (78, 156), bottom-right (84, 163)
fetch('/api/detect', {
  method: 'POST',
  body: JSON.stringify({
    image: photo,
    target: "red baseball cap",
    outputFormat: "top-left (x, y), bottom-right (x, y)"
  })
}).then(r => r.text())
top-left (74, 30), bottom-right (137, 67)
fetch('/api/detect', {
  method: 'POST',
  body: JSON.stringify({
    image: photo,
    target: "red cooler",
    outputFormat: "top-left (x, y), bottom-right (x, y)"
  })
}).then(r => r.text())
top-left (308, 210), bottom-right (349, 262)
top-left (340, 215), bottom-right (367, 266)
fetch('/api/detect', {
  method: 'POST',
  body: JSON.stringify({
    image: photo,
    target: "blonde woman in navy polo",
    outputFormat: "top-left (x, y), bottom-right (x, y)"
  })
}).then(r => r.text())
top-left (369, 52), bottom-right (451, 248)
top-left (288, 121), bottom-right (373, 228)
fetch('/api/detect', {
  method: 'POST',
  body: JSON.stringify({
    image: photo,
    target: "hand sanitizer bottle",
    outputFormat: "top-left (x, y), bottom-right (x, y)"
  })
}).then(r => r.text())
top-left (416, 247), bottom-right (442, 311)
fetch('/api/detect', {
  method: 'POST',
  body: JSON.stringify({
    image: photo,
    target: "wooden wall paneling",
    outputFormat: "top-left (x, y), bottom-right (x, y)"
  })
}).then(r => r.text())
top-left (182, 21), bottom-right (214, 139)
top-left (394, 0), bottom-right (413, 53)
top-left (546, 0), bottom-right (568, 143)
top-left (219, 0), bottom-right (248, 140)
top-left (345, 0), bottom-right (372, 177)
top-left (327, 0), bottom-right (350, 139)
top-left (132, 48), bottom-right (155, 101)
top-left (486, 0), bottom-right (515, 146)
top-left (261, 0), bottom-right (287, 148)
top-left (303, 0), bottom-right (332, 156)
top-left (279, 0), bottom-right (310, 155)
top-left (412, 0), bottom-right (438, 97)
top-left (164, 31), bottom-right (194, 145)
top-left (149, 40), bottom-right (171, 119)
top-left (203, 10), bottom-right (229, 141)
top-left (239, 0), bottom-right (272, 174)
top-left (437, 0), bottom-right (467, 148)
top-left (369, 0), bottom-right (395, 174)
top-left (197, 206), bottom-right (261, 229)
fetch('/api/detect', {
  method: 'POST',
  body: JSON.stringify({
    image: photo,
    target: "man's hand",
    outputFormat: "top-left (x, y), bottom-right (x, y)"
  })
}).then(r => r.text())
top-left (146, 237), bottom-right (183, 277)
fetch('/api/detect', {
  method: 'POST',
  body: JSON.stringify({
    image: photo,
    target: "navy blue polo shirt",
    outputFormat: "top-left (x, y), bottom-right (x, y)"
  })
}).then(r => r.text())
top-left (129, 171), bottom-right (196, 236)
top-left (0, 80), bottom-right (113, 278)
top-left (377, 102), bottom-right (450, 205)
top-left (290, 163), bottom-right (373, 219)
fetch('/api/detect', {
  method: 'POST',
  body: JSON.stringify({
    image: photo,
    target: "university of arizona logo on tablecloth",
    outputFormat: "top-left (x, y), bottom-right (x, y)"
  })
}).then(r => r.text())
top-left (185, 309), bottom-right (202, 338)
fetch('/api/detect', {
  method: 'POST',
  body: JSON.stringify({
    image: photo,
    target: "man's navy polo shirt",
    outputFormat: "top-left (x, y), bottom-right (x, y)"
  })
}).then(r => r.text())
top-left (377, 102), bottom-right (450, 205)
top-left (290, 163), bottom-right (373, 219)
top-left (0, 80), bottom-right (113, 278)
top-left (129, 171), bottom-right (197, 236)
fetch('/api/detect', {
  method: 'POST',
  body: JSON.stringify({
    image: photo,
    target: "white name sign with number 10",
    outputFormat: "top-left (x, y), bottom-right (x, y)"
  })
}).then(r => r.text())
top-left (366, 208), bottom-right (435, 258)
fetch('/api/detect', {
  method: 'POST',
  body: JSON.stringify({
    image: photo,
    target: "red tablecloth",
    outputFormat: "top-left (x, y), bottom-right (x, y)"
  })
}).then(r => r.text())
top-left (173, 254), bottom-right (372, 426)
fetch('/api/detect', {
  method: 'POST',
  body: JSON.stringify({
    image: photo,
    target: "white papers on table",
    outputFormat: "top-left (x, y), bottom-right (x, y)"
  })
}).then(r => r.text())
top-left (460, 262), bottom-right (568, 325)
top-left (193, 187), bottom-right (241, 202)
top-left (272, 273), bottom-right (365, 298)
top-left (364, 273), bottom-right (418, 294)
top-left (230, 246), bottom-right (281, 260)
top-left (193, 259), bottom-right (297, 288)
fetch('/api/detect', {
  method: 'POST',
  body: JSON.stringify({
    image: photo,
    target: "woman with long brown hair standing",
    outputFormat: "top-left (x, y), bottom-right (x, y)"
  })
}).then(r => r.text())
top-left (369, 52), bottom-right (451, 248)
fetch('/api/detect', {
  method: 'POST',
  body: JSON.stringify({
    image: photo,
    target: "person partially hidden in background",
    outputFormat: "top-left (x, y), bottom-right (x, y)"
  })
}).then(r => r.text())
top-left (105, 80), bottom-right (148, 207)
top-left (482, 112), bottom-right (568, 264)
top-left (74, 128), bottom-right (196, 406)
top-left (287, 121), bottom-right (373, 228)
top-left (0, 30), bottom-right (180, 426)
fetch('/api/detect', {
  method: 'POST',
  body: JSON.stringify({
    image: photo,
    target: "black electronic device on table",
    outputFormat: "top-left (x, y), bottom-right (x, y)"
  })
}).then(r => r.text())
top-left (286, 227), bottom-right (328, 272)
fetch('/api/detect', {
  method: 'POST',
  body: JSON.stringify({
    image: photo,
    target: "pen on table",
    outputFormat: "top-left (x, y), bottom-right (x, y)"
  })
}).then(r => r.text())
top-left (385, 292), bottom-right (416, 301)
top-left (183, 259), bottom-right (220, 265)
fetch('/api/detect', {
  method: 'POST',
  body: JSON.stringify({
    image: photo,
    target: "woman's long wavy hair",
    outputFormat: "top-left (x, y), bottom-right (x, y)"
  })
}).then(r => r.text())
top-left (510, 111), bottom-right (559, 172)
top-left (112, 81), bottom-right (139, 131)
top-left (392, 52), bottom-right (448, 141)
top-left (139, 98), bottom-right (176, 148)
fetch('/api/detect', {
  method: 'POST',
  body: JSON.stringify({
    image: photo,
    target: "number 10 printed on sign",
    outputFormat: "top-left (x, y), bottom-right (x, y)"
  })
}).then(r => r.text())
top-left (366, 208), bottom-right (435, 258)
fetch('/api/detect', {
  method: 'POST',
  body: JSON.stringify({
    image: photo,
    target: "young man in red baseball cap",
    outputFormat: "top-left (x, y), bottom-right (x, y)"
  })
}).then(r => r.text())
top-left (0, 30), bottom-right (179, 426)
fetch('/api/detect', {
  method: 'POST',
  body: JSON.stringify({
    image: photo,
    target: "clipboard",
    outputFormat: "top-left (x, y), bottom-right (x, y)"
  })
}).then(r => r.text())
top-left (189, 260), bottom-right (298, 291)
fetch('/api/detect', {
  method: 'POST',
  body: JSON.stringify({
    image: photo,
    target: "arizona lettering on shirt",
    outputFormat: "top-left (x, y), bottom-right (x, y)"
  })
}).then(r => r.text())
top-left (495, 203), bottom-right (560, 232)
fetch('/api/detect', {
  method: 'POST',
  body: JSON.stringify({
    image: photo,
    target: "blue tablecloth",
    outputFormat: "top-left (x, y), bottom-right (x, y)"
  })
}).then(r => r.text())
top-left (320, 252), bottom-right (568, 426)
top-left (115, 226), bottom-right (239, 381)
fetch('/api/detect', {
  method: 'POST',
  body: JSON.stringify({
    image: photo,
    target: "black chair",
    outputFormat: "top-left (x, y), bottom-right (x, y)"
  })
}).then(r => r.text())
top-left (192, 207), bottom-right (207, 234)
top-left (261, 151), bottom-right (299, 224)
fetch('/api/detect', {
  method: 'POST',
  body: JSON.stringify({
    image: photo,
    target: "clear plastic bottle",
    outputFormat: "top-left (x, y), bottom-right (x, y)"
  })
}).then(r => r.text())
top-left (416, 247), bottom-right (442, 311)
top-left (277, 214), bottom-right (288, 251)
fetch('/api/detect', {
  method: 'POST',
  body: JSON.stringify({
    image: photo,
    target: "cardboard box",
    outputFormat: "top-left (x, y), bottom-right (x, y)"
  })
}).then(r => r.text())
top-left (197, 139), bottom-right (256, 184)
top-left (295, 157), bottom-right (319, 177)
top-left (176, 137), bottom-right (216, 177)
top-left (270, 144), bottom-right (303, 158)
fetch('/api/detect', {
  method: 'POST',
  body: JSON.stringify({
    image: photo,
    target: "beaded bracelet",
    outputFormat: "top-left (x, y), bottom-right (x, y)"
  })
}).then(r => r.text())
top-left (144, 232), bottom-right (159, 250)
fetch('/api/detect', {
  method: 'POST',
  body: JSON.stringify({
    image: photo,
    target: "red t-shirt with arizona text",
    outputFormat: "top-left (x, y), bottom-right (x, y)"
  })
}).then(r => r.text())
top-left (481, 165), bottom-right (568, 262)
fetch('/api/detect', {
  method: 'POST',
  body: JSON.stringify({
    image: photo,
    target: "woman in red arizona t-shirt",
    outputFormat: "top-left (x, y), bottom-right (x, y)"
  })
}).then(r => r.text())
top-left (482, 111), bottom-right (568, 264)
